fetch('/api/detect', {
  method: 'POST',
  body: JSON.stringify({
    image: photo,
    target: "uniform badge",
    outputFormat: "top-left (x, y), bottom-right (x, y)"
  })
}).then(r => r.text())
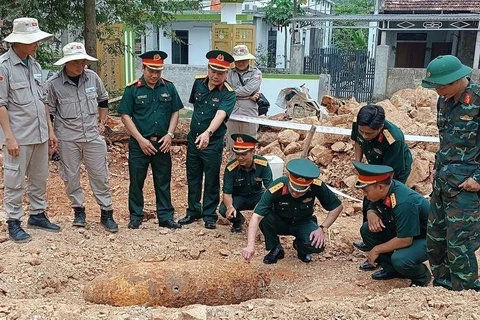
top-left (236, 137), bottom-right (244, 143)
top-left (137, 80), bottom-right (142, 87)
top-left (377, 133), bottom-right (384, 143)
top-left (460, 115), bottom-right (473, 121)
top-left (212, 97), bottom-right (219, 103)
top-left (137, 95), bottom-right (147, 99)
top-left (0, 75), bottom-right (3, 82)
top-left (216, 54), bottom-right (224, 61)
top-left (373, 148), bottom-right (383, 155)
top-left (153, 54), bottom-right (161, 61)
top-left (302, 198), bottom-right (312, 203)
top-left (426, 71), bottom-right (431, 78)
top-left (384, 196), bottom-right (391, 208)
top-left (254, 177), bottom-right (263, 181)
top-left (463, 92), bottom-right (472, 105)
top-left (161, 93), bottom-right (170, 98)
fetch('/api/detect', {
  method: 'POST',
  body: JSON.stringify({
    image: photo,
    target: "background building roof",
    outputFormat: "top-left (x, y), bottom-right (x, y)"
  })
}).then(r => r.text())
top-left (383, 0), bottom-right (480, 12)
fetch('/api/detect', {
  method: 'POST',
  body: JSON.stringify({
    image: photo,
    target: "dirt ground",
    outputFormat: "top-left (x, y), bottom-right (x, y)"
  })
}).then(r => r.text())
top-left (1, 141), bottom-right (480, 320)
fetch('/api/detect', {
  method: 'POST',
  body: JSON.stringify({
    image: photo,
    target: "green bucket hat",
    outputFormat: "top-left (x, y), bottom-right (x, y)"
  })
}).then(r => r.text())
top-left (422, 55), bottom-right (472, 88)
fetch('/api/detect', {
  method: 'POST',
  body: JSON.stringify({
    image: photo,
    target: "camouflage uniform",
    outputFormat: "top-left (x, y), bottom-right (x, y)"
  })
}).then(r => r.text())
top-left (428, 81), bottom-right (480, 291)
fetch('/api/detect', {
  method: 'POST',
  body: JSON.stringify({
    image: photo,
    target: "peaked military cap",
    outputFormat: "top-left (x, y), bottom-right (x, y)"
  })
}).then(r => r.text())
top-left (422, 55), bottom-right (472, 88)
top-left (231, 134), bottom-right (258, 153)
top-left (286, 158), bottom-right (320, 193)
top-left (139, 51), bottom-right (168, 71)
top-left (206, 50), bottom-right (234, 72)
top-left (353, 161), bottom-right (394, 188)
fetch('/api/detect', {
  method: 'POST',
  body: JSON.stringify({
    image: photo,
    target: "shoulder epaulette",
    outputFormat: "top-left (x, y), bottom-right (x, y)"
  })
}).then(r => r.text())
top-left (162, 77), bottom-right (173, 83)
top-left (227, 160), bottom-right (239, 172)
top-left (254, 158), bottom-right (268, 167)
top-left (383, 129), bottom-right (396, 145)
top-left (195, 74), bottom-right (207, 79)
top-left (224, 82), bottom-right (233, 91)
top-left (127, 79), bottom-right (139, 87)
top-left (312, 179), bottom-right (322, 186)
top-left (269, 182), bottom-right (284, 194)
top-left (390, 193), bottom-right (397, 208)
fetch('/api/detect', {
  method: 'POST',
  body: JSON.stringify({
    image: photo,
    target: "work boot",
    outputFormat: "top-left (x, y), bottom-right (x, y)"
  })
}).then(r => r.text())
top-left (100, 209), bottom-right (118, 233)
top-left (27, 212), bottom-right (61, 232)
top-left (72, 207), bottom-right (86, 227)
top-left (7, 220), bottom-right (32, 243)
top-left (263, 246), bottom-right (285, 264)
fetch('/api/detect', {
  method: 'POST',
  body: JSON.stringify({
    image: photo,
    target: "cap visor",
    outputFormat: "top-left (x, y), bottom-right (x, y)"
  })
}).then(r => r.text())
top-left (145, 64), bottom-right (164, 71)
top-left (422, 65), bottom-right (473, 88)
top-left (355, 180), bottom-right (370, 189)
top-left (232, 147), bottom-right (253, 154)
top-left (54, 54), bottom-right (98, 66)
top-left (421, 80), bottom-right (440, 88)
top-left (209, 64), bottom-right (229, 72)
top-left (289, 181), bottom-right (310, 193)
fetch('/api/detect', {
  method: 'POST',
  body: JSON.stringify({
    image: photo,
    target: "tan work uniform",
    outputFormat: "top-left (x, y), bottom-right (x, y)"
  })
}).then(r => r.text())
top-left (0, 48), bottom-right (49, 220)
top-left (45, 69), bottom-right (112, 210)
top-left (226, 66), bottom-right (262, 154)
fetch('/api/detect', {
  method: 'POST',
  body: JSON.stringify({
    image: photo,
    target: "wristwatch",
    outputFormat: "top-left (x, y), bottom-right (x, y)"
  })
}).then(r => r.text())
top-left (167, 132), bottom-right (175, 139)
top-left (206, 129), bottom-right (213, 137)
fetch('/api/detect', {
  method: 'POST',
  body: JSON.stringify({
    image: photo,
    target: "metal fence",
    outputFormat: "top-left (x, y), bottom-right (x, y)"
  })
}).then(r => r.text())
top-left (304, 48), bottom-right (375, 103)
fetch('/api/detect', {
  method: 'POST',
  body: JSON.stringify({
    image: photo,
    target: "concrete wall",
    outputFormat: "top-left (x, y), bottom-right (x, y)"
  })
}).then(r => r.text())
top-left (385, 68), bottom-right (480, 97)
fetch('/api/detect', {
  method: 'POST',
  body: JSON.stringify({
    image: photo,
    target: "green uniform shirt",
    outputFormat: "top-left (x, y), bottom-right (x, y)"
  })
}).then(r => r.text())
top-left (367, 180), bottom-right (429, 239)
top-left (188, 76), bottom-right (235, 139)
top-left (118, 77), bottom-right (183, 137)
top-left (254, 176), bottom-right (341, 222)
top-left (351, 120), bottom-right (412, 183)
top-left (435, 80), bottom-right (480, 183)
top-left (223, 155), bottom-right (273, 196)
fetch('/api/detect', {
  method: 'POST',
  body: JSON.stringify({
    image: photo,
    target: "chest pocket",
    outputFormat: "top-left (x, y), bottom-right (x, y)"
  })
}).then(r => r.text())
top-left (233, 177), bottom-right (247, 194)
top-left (275, 201), bottom-right (293, 219)
top-left (85, 92), bottom-right (98, 115)
top-left (450, 106), bottom-right (479, 148)
top-left (58, 97), bottom-right (78, 119)
top-left (10, 81), bottom-right (31, 105)
top-left (134, 95), bottom-right (151, 108)
top-left (252, 178), bottom-right (263, 191)
top-left (158, 95), bottom-right (173, 112)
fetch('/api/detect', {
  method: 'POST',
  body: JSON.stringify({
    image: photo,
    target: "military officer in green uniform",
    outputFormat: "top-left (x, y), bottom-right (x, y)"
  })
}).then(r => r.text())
top-left (353, 161), bottom-right (431, 286)
top-left (178, 50), bottom-right (236, 230)
top-left (242, 158), bottom-right (343, 264)
top-left (119, 51), bottom-right (183, 229)
top-left (219, 134), bottom-right (273, 233)
top-left (351, 104), bottom-right (413, 261)
top-left (422, 55), bottom-right (480, 291)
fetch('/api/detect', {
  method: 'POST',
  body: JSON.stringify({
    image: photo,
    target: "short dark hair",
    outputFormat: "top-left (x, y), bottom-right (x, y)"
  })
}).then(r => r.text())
top-left (357, 104), bottom-right (385, 129)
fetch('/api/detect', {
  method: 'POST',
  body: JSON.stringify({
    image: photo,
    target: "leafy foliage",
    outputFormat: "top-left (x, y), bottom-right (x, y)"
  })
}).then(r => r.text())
top-left (332, 0), bottom-right (375, 50)
top-left (0, 0), bottom-right (201, 65)
top-left (264, 0), bottom-right (305, 30)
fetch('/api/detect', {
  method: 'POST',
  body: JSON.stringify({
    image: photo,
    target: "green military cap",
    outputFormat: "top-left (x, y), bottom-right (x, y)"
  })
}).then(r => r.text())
top-left (286, 159), bottom-right (320, 193)
top-left (353, 161), bottom-right (394, 188)
top-left (206, 50), bottom-right (234, 72)
top-left (231, 133), bottom-right (258, 153)
top-left (139, 51), bottom-right (168, 71)
top-left (421, 55), bottom-right (472, 88)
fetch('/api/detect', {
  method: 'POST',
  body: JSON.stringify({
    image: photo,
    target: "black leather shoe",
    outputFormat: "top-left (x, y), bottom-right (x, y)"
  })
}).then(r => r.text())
top-left (178, 215), bottom-right (200, 225)
top-left (359, 260), bottom-right (378, 271)
top-left (204, 222), bottom-right (216, 229)
top-left (353, 241), bottom-right (369, 252)
top-left (159, 219), bottom-right (182, 229)
top-left (230, 215), bottom-right (245, 233)
top-left (72, 207), bottom-right (86, 227)
top-left (410, 272), bottom-right (432, 287)
top-left (128, 220), bottom-right (142, 229)
top-left (7, 220), bottom-right (32, 243)
top-left (371, 269), bottom-right (401, 280)
top-left (263, 247), bottom-right (285, 264)
top-left (101, 210), bottom-right (118, 233)
top-left (27, 212), bottom-right (61, 232)
top-left (298, 253), bottom-right (312, 263)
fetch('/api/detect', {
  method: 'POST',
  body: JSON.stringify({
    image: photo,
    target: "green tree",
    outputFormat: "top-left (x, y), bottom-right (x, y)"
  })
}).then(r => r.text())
top-left (332, 0), bottom-right (375, 50)
top-left (264, 0), bottom-right (305, 68)
top-left (0, 0), bottom-right (201, 69)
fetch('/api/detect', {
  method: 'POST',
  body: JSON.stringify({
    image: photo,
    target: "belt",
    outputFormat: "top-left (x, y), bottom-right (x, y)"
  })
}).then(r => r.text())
top-left (149, 136), bottom-right (160, 142)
